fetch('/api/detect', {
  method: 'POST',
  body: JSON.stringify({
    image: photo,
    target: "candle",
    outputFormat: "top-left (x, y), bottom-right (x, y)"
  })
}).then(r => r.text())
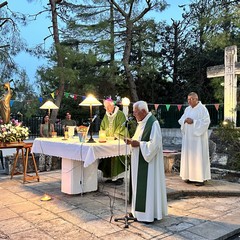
top-left (64, 131), bottom-right (69, 139)
top-left (99, 130), bottom-right (106, 142)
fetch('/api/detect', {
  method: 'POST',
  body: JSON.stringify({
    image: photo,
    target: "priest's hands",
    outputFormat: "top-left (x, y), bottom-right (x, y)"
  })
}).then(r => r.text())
top-left (184, 118), bottom-right (194, 124)
top-left (124, 138), bottom-right (140, 147)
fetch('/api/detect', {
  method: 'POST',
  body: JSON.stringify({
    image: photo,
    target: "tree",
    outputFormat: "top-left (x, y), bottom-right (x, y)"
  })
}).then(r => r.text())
top-left (109, 0), bottom-right (168, 101)
top-left (0, 1), bottom-right (25, 81)
top-left (174, 0), bottom-right (240, 102)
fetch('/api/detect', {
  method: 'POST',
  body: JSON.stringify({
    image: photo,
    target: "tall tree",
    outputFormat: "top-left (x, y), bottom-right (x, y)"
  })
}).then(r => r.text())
top-left (109, 0), bottom-right (168, 101)
top-left (175, 0), bottom-right (240, 102)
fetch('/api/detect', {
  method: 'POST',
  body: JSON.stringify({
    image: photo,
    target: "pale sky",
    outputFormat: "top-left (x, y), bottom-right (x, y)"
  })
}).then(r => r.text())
top-left (7, 0), bottom-right (190, 90)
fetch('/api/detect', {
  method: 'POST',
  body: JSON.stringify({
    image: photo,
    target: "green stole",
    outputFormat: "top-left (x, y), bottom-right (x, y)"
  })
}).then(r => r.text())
top-left (135, 115), bottom-right (157, 212)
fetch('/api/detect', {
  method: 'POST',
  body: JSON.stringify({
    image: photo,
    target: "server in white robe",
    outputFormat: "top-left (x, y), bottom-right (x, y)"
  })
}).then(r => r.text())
top-left (126, 101), bottom-right (168, 223)
top-left (178, 92), bottom-right (211, 186)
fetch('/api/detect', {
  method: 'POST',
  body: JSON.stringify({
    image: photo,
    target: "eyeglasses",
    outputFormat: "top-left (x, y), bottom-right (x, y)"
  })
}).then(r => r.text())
top-left (187, 98), bottom-right (196, 101)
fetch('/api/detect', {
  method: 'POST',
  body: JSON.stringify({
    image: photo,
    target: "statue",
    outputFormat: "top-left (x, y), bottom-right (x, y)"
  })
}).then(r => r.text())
top-left (0, 81), bottom-right (12, 124)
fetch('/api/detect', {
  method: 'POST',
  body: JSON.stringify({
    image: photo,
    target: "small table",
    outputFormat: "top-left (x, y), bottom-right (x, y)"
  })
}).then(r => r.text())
top-left (32, 137), bottom-right (130, 194)
top-left (0, 142), bottom-right (40, 183)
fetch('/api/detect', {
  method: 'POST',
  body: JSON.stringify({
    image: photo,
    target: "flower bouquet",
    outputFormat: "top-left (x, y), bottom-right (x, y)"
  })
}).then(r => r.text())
top-left (0, 119), bottom-right (29, 143)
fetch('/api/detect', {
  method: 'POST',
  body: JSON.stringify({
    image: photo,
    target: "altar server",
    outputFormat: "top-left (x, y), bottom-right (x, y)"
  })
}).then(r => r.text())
top-left (178, 92), bottom-right (211, 186)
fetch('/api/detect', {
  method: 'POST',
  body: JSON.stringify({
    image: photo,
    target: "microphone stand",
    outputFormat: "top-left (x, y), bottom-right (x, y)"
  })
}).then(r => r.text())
top-left (114, 120), bottom-right (136, 228)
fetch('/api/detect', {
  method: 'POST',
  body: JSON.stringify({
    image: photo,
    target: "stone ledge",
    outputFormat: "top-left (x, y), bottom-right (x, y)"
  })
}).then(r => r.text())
top-left (164, 152), bottom-right (181, 173)
top-left (4, 155), bottom-right (61, 175)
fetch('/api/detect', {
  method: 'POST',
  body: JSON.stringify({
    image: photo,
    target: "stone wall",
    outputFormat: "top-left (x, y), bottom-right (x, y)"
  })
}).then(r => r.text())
top-left (4, 154), bottom-right (61, 175)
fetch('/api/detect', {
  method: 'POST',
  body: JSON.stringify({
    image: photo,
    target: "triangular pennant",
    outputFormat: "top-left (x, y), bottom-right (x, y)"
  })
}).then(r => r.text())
top-left (70, 94), bottom-right (74, 98)
top-left (56, 90), bottom-right (59, 96)
top-left (154, 104), bottom-right (159, 110)
top-left (214, 104), bottom-right (220, 111)
top-left (177, 104), bottom-right (182, 111)
top-left (166, 104), bottom-right (170, 111)
top-left (74, 94), bottom-right (77, 100)
top-left (65, 92), bottom-right (70, 98)
top-left (10, 100), bottom-right (14, 107)
top-left (39, 97), bottom-right (43, 103)
top-left (51, 92), bottom-right (55, 99)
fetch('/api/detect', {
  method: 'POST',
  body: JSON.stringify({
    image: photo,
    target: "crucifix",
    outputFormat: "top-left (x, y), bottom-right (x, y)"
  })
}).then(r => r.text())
top-left (207, 45), bottom-right (240, 125)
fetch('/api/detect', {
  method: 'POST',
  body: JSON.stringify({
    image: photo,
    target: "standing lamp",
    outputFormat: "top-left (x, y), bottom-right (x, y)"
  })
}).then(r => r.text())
top-left (79, 94), bottom-right (102, 143)
top-left (122, 97), bottom-right (130, 118)
top-left (114, 97), bottom-right (136, 228)
top-left (40, 100), bottom-right (59, 137)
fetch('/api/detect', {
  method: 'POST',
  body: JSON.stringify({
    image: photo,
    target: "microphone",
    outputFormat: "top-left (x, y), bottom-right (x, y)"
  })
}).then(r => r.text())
top-left (121, 116), bottom-right (134, 126)
top-left (92, 114), bottom-right (97, 123)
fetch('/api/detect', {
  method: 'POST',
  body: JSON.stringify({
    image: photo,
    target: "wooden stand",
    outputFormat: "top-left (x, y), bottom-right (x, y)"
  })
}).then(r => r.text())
top-left (10, 142), bottom-right (40, 183)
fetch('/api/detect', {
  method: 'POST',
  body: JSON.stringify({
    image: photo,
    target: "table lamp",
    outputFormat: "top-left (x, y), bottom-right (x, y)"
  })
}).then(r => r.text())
top-left (79, 94), bottom-right (102, 143)
top-left (40, 100), bottom-right (59, 116)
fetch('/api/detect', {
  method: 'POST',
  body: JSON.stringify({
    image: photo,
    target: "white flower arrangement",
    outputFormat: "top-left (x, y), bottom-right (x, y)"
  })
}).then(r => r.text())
top-left (0, 119), bottom-right (29, 143)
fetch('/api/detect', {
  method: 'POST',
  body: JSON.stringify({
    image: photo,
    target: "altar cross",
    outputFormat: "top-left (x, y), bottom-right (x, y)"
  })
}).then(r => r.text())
top-left (207, 45), bottom-right (240, 125)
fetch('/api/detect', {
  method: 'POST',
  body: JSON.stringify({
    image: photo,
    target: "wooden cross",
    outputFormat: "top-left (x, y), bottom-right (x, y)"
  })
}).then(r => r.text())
top-left (207, 45), bottom-right (240, 125)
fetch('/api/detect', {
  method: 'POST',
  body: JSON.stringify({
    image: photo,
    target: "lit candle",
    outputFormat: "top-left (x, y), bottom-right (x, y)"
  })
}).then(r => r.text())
top-left (99, 130), bottom-right (106, 142)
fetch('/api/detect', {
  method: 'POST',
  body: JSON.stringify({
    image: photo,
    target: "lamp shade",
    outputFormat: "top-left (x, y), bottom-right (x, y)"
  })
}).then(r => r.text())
top-left (40, 100), bottom-right (59, 110)
top-left (122, 97), bottom-right (130, 106)
top-left (79, 94), bottom-right (102, 106)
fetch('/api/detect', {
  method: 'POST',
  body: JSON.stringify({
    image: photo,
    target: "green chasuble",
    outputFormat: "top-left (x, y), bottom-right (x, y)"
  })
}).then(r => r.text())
top-left (98, 108), bottom-right (129, 178)
top-left (135, 115), bottom-right (157, 212)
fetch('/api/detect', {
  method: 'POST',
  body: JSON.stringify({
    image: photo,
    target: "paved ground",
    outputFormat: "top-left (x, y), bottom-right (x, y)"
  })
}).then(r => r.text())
top-left (0, 169), bottom-right (240, 240)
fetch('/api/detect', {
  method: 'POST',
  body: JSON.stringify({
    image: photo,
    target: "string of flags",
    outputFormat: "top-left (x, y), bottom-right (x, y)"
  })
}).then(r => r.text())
top-left (9, 90), bottom-right (223, 112)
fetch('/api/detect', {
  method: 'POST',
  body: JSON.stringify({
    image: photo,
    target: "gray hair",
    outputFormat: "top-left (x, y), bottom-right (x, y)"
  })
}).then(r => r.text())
top-left (133, 101), bottom-right (149, 112)
top-left (188, 92), bottom-right (198, 99)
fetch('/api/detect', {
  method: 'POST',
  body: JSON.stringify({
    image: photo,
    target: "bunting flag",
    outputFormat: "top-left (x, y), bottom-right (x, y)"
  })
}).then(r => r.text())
top-left (7, 89), bottom-right (224, 112)
top-left (10, 100), bottom-right (14, 107)
top-left (214, 104), bottom-right (220, 111)
top-left (166, 104), bottom-right (170, 111)
top-left (177, 104), bottom-right (182, 111)
top-left (64, 92), bottom-right (70, 98)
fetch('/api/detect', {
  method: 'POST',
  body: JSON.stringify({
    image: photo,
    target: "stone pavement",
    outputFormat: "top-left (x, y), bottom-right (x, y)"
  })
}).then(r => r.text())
top-left (0, 170), bottom-right (240, 240)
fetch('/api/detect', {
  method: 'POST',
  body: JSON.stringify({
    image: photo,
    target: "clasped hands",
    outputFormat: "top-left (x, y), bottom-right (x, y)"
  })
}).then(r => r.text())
top-left (124, 137), bottom-right (140, 147)
top-left (184, 118), bottom-right (194, 124)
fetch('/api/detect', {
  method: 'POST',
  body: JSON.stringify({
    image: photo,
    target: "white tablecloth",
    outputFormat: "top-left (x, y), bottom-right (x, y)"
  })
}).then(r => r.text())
top-left (32, 137), bottom-right (130, 167)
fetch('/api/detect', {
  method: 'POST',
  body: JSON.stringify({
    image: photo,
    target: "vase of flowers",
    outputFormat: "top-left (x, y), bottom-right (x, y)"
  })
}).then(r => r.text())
top-left (0, 119), bottom-right (29, 144)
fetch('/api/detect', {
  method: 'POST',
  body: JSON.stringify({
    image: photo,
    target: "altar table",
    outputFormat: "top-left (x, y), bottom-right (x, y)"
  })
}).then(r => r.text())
top-left (32, 137), bottom-right (130, 194)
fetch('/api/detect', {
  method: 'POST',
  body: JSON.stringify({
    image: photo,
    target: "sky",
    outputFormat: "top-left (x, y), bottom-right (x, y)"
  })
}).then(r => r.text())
top-left (7, 0), bottom-right (190, 90)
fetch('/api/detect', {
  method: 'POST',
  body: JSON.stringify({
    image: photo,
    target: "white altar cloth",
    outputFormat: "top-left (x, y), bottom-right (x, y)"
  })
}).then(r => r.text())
top-left (32, 137), bottom-right (130, 194)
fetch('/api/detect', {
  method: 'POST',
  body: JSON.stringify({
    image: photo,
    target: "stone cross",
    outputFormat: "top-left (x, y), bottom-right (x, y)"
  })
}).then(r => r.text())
top-left (207, 45), bottom-right (240, 125)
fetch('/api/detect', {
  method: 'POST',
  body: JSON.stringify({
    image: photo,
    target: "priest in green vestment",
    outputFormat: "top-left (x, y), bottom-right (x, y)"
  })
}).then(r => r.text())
top-left (98, 98), bottom-right (128, 185)
top-left (126, 101), bottom-right (168, 223)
